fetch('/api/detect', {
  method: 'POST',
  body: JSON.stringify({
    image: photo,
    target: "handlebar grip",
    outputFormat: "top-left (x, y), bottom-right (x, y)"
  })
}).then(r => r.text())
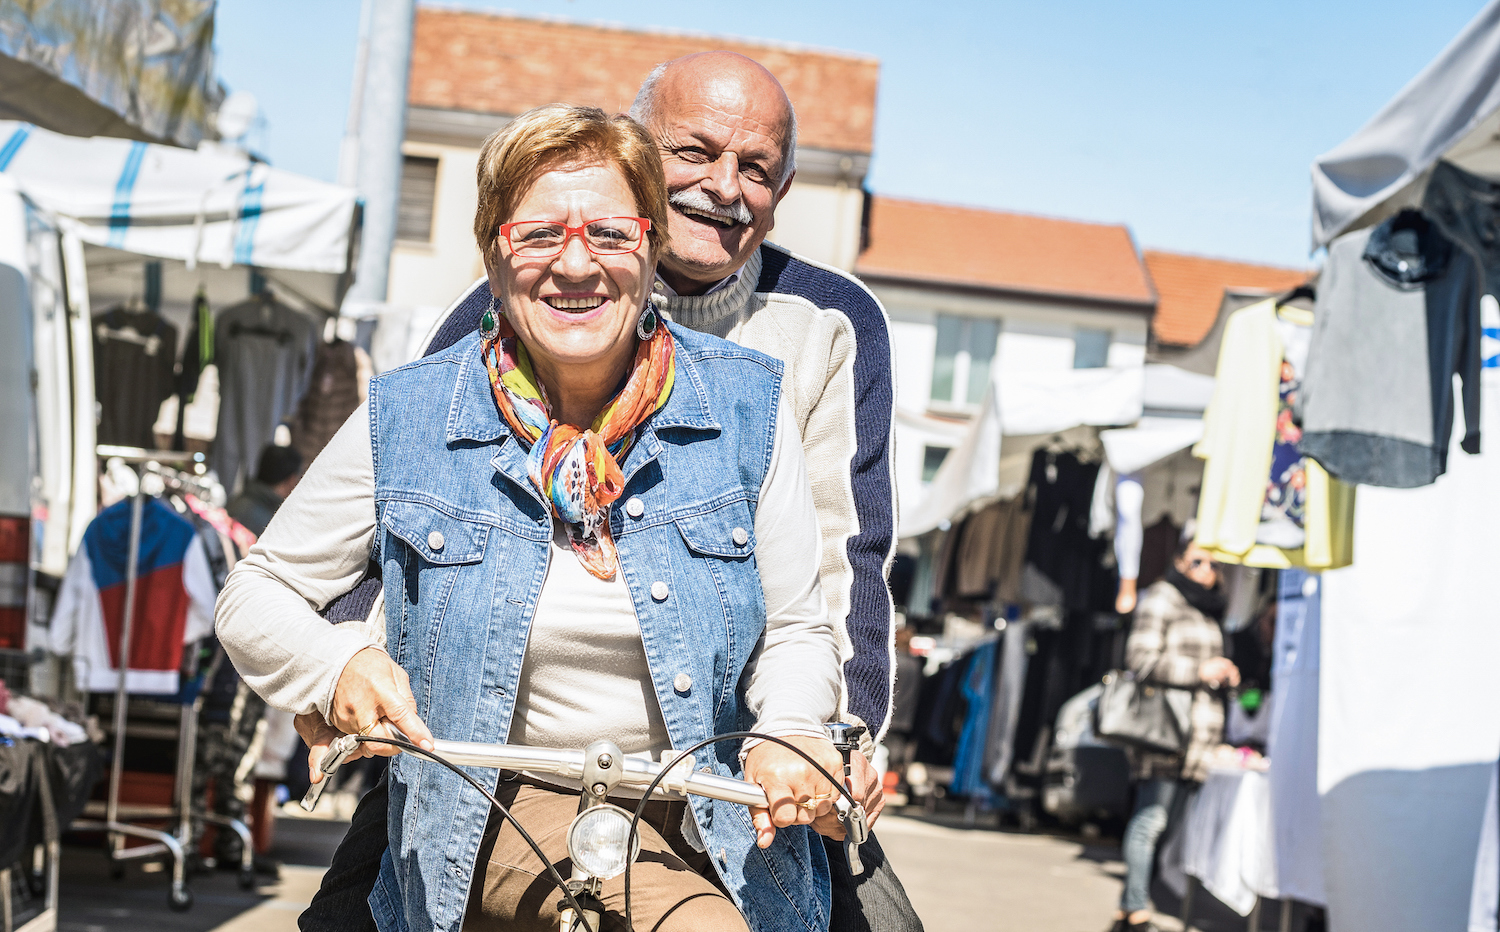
top-left (300, 774), bottom-right (331, 812)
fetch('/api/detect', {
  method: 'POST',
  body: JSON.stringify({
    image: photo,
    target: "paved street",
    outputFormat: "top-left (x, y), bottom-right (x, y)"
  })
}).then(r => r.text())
top-left (47, 806), bottom-right (1264, 932)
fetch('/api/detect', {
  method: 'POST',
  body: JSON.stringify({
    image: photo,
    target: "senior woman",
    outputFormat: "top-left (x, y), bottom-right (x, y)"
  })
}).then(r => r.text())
top-left (216, 104), bottom-right (844, 932)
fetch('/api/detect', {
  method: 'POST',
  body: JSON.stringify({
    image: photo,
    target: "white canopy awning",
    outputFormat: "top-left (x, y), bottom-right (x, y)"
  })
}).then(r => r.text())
top-left (0, 121), bottom-right (359, 307)
top-left (1311, 0), bottom-right (1500, 248)
top-left (899, 366), bottom-right (1140, 538)
top-left (1100, 417), bottom-right (1204, 476)
top-left (999, 365), bottom-right (1143, 436)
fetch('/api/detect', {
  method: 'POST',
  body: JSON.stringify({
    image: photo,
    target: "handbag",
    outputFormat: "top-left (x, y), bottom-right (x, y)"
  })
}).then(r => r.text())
top-left (1093, 665), bottom-right (1193, 755)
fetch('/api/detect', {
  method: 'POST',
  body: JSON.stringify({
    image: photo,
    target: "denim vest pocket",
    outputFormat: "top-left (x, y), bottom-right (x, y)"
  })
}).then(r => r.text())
top-left (674, 497), bottom-right (757, 558)
top-left (381, 499), bottom-right (491, 565)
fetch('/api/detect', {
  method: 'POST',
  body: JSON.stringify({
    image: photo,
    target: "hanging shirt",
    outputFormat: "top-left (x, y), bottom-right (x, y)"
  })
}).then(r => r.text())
top-left (1194, 299), bottom-right (1355, 570)
top-left (212, 295), bottom-right (318, 493)
top-left (93, 307), bottom-right (178, 448)
top-left (50, 498), bottom-right (217, 694)
top-left (1300, 212), bottom-right (1483, 488)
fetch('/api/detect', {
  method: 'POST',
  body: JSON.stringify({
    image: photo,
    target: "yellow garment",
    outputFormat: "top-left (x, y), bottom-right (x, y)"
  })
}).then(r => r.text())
top-left (1192, 299), bottom-right (1355, 570)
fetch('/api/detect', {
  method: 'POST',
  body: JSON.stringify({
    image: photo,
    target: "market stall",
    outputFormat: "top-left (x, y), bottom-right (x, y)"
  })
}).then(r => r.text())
top-left (0, 121), bottom-right (360, 911)
top-left (893, 365), bottom-right (1151, 823)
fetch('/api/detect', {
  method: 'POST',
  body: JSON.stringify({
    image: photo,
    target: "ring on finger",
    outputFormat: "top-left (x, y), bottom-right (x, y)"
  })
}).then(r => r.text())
top-left (357, 720), bottom-right (382, 737)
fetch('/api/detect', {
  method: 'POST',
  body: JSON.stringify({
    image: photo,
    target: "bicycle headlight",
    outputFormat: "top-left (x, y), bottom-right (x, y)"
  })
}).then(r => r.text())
top-left (567, 804), bottom-right (640, 880)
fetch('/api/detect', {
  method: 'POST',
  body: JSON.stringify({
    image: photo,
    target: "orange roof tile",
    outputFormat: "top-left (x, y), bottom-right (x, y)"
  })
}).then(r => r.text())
top-left (408, 6), bottom-right (878, 154)
top-left (855, 197), bottom-right (1154, 305)
top-left (1144, 250), bottom-right (1310, 346)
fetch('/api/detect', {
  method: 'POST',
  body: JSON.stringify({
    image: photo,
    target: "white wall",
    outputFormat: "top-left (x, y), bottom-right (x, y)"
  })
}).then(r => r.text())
top-left (1108, 331), bottom-right (1146, 368)
top-left (388, 141), bottom-right (484, 311)
top-left (997, 326), bottom-right (1076, 373)
top-left (768, 180), bottom-right (866, 271)
top-left (872, 280), bottom-right (1150, 510)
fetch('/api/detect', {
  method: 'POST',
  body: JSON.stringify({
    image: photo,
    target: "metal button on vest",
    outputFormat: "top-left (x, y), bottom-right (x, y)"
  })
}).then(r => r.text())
top-left (673, 673), bottom-right (692, 693)
top-left (731, 527), bottom-right (749, 547)
top-left (650, 581), bottom-right (670, 601)
top-left (427, 531), bottom-right (445, 551)
top-left (626, 497), bottom-right (644, 518)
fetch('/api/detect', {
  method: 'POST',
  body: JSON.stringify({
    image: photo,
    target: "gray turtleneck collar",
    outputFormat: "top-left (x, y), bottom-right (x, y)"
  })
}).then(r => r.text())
top-left (654, 246), bottom-right (764, 332)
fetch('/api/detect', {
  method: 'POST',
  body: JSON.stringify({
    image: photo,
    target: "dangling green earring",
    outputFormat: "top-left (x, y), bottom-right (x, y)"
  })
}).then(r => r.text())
top-left (480, 296), bottom-right (501, 340)
top-left (636, 300), bottom-right (659, 340)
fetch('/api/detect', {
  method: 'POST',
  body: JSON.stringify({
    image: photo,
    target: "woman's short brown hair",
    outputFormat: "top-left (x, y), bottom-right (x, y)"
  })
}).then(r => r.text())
top-left (473, 104), bottom-right (668, 257)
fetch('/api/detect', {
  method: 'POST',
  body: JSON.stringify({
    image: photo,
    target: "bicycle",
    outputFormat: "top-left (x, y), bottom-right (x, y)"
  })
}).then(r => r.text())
top-left (301, 723), bottom-right (872, 932)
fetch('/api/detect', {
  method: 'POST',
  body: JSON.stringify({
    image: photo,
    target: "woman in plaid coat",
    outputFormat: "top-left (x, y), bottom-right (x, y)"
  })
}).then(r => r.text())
top-left (1109, 541), bottom-right (1238, 932)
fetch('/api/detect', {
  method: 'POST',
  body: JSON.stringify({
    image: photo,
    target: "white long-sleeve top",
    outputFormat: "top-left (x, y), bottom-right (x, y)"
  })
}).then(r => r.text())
top-left (216, 391), bottom-right (842, 755)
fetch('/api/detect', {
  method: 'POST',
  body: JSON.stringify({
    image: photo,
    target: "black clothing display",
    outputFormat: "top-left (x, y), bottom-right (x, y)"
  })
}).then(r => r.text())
top-left (1025, 449), bottom-right (1106, 611)
top-left (93, 307), bottom-right (178, 448)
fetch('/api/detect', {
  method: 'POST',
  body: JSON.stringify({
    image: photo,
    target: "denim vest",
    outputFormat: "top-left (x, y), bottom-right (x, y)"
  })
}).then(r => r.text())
top-left (364, 326), bottom-right (831, 932)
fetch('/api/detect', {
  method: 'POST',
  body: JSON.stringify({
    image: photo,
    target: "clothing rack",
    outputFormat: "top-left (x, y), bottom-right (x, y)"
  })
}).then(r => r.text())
top-left (69, 448), bottom-right (253, 912)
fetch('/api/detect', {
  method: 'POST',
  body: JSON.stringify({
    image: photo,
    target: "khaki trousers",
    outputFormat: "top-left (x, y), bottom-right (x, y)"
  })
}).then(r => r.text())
top-left (462, 780), bottom-right (750, 932)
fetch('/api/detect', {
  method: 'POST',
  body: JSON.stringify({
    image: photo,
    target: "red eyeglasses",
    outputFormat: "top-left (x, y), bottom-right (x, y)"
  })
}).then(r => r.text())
top-left (498, 217), bottom-right (652, 258)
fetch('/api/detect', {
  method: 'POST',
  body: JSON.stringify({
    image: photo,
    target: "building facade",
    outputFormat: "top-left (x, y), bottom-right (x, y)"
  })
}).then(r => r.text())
top-left (857, 196), bottom-right (1156, 510)
top-left (387, 7), bottom-right (878, 312)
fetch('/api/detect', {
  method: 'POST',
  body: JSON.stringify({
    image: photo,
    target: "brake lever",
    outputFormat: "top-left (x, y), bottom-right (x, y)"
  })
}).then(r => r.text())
top-left (823, 722), bottom-right (869, 876)
top-left (300, 733), bottom-right (361, 812)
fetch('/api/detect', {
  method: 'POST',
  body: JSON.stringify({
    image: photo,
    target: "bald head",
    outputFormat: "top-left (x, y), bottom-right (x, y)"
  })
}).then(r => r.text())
top-left (632, 52), bottom-right (798, 186)
top-left (629, 51), bottom-right (800, 294)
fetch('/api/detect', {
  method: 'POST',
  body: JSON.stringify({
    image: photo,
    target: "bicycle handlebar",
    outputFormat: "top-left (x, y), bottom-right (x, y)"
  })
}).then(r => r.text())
top-left (427, 739), bottom-right (770, 808)
top-left (302, 734), bottom-right (768, 811)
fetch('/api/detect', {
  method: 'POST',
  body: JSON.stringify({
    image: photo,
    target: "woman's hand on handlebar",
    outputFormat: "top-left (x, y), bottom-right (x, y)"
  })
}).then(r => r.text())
top-left (329, 646), bottom-right (435, 756)
top-left (294, 712), bottom-right (363, 785)
top-left (743, 735), bottom-right (844, 849)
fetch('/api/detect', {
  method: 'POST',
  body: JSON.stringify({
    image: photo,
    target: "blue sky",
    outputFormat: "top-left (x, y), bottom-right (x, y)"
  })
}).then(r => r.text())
top-left (216, 0), bottom-right (1487, 268)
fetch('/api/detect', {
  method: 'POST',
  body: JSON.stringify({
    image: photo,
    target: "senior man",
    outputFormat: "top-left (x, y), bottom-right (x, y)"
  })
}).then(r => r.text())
top-left (295, 51), bottom-right (919, 932)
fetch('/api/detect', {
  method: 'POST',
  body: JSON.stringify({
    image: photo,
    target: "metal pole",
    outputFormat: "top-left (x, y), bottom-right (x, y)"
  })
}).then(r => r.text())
top-left (1278, 898), bottom-right (1293, 932)
top-left (337, 0), bottom-right (374, 188)
top-left (106, 492), bottom-right (145, 838)
top-left (345, 0), bottom-right (416, 308)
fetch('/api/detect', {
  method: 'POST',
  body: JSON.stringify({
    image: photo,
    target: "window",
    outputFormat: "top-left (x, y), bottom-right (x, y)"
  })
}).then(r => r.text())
top-left (922, 445), bottom-right (951, 482)
top-left (930, 314), bottom-right (1000, 406)
top-left (1073, 327), bottom-right (1111, 369)
top-left (396, 155), bottom-right (439, 242)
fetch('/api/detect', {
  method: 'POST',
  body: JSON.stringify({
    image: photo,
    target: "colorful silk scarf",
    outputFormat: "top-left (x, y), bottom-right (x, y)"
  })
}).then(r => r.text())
top-left (482, 315), bottom-right (675, 579)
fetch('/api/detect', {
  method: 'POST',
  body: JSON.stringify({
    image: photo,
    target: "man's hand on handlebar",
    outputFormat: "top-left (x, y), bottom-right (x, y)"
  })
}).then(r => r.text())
top-left (327, 646), bottom-right (435, 757)
top-left (743, 735), bottom-right (844, 850)
top-left (809, 750), bottom-right (884, 841)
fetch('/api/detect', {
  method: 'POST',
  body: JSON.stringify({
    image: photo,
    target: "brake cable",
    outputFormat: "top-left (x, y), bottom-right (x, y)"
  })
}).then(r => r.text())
top-left (340, 735), bottom-right (594, 928)
top-left (342, 731), bottom-right (859, 932)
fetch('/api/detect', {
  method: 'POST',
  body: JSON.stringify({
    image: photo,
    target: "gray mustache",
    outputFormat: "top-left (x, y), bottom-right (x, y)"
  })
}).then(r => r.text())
top-left (669, 189), bottom-right (753, 226)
